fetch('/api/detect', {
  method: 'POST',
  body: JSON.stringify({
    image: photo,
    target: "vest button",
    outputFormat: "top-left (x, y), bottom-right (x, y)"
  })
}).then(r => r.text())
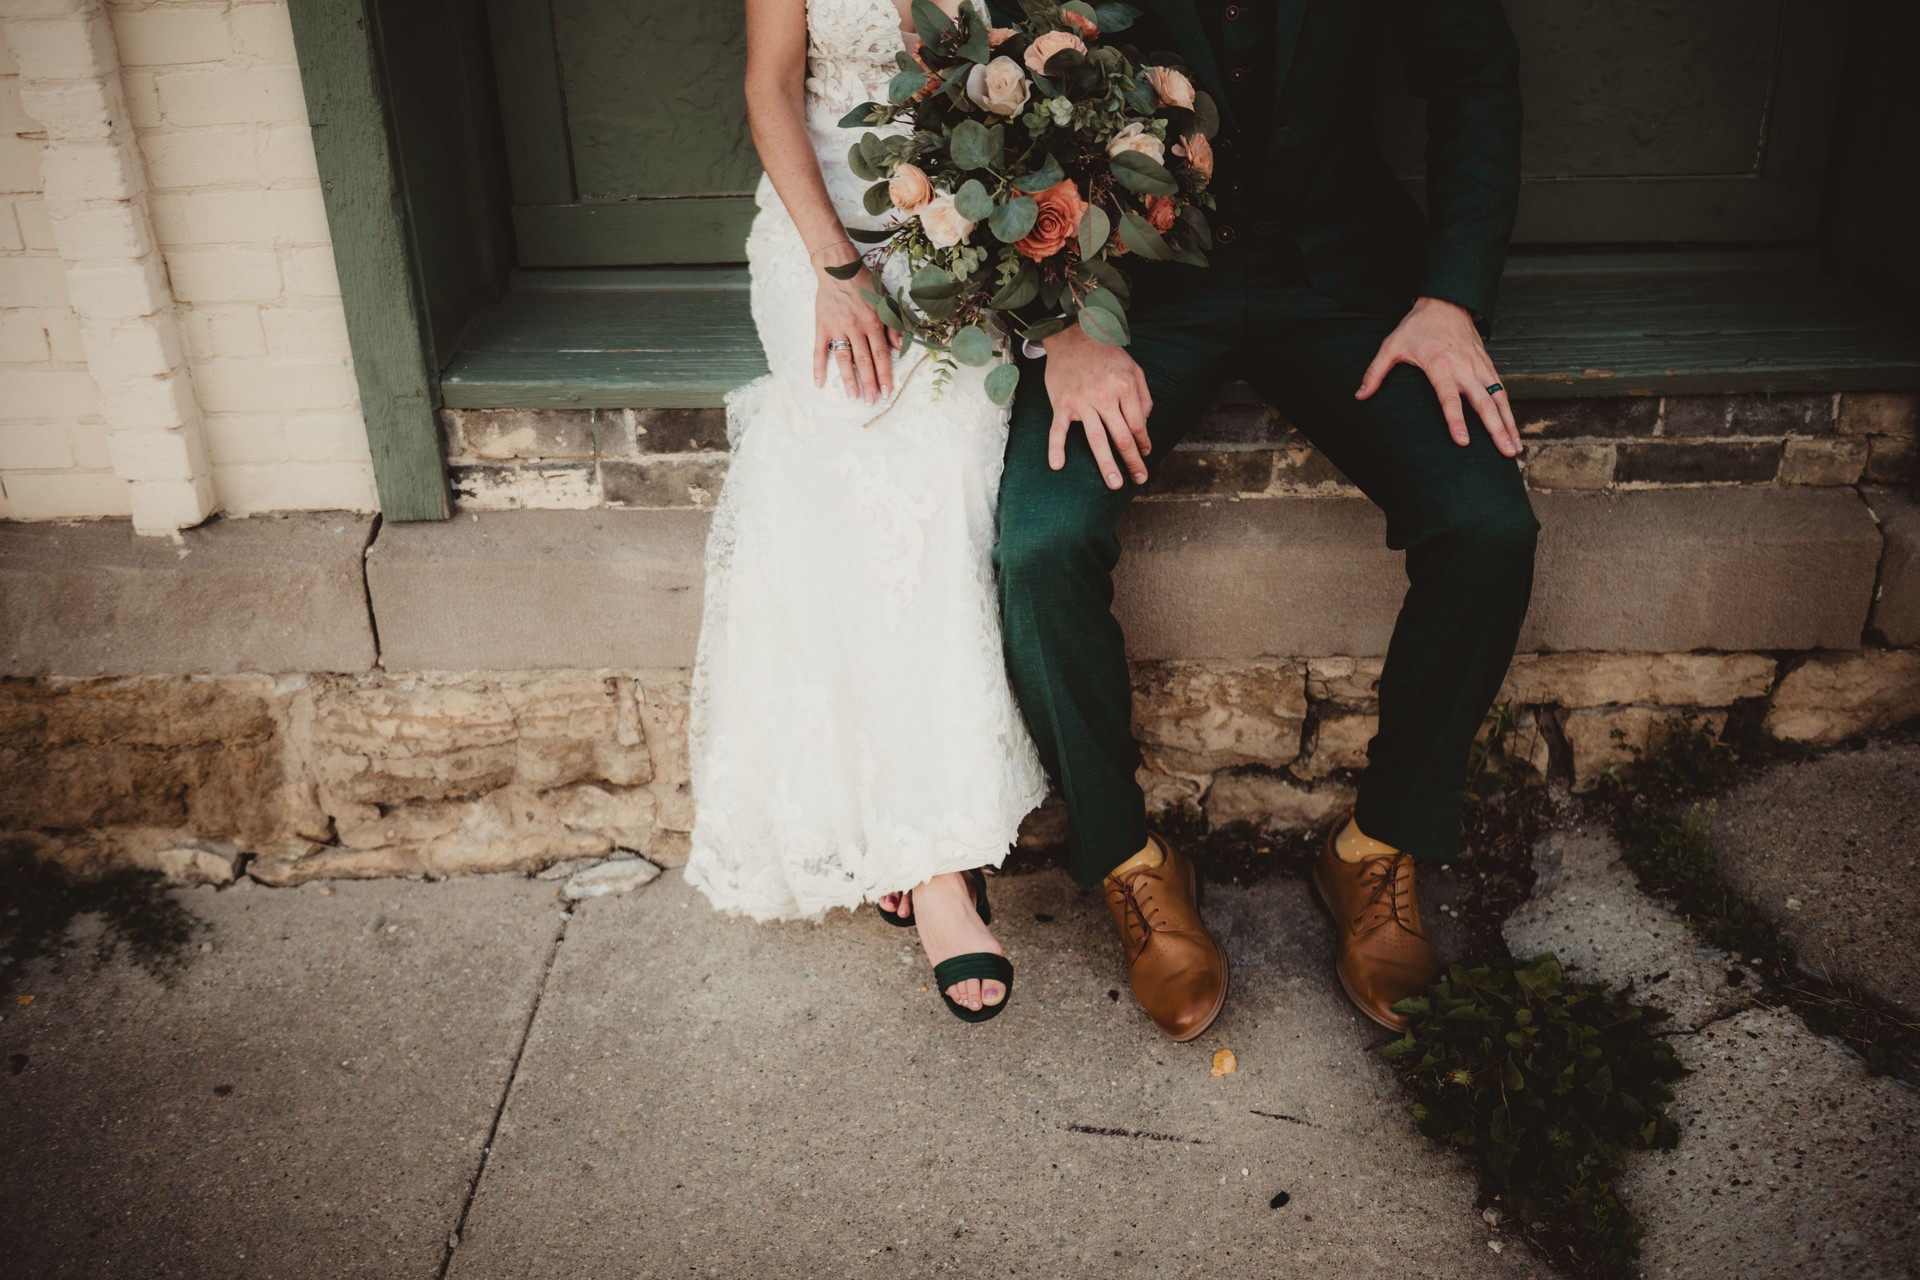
top-left (1217, 225), bottom-right (1238, 245)
top-left (1225, 4), bottom-right (1243, 17)
top-left (1230, 67), bottom-right (1247, 81)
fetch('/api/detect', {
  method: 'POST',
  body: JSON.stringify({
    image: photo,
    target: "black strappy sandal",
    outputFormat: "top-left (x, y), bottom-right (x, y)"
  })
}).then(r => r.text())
top-left (934, 869), bottom-right (1012, 1023)
top-left (880, 870), bottom-right (1013, 1022)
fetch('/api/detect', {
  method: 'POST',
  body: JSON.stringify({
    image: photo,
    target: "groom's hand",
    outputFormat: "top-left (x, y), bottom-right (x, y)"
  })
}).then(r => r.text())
top-left (1042, 322), bottom-right (1154, 489)
top-left (1356, 296), bottom-right (1521, 458)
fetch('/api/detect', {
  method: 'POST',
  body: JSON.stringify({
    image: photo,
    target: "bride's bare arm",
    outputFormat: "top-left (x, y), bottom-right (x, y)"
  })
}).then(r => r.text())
top-left (744, 0), bottom-right (898, 402)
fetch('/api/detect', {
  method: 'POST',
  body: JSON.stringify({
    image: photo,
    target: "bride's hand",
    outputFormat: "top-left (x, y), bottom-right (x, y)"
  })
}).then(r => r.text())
top-left (813, 240), bottom-right (900, 404)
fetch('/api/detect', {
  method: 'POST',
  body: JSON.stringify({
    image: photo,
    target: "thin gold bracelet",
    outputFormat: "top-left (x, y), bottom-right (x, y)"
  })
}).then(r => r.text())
top-left (808, 238), bottom-right (855, 260)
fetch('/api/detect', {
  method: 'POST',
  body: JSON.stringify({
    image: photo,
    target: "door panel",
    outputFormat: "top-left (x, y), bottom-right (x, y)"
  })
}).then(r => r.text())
top-left (487, 0), bottom-right (760, 265)
top-left (1377, 0), bottom-right (1846, 243)
top-left (489, 0), bottom-right (1847, 266)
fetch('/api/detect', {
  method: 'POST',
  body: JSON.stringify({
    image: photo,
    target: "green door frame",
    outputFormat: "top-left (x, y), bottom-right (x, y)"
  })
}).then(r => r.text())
top-left (286, 0), bottom-right (450, 522)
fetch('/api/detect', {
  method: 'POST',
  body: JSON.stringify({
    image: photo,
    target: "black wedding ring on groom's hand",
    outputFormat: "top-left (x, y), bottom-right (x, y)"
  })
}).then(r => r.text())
top-left (1486, 382), bottom-right (1505, 395)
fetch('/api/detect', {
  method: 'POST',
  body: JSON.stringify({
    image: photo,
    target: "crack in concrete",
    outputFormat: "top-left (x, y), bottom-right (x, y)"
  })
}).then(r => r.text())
top-left (435, 902), bottom-right (572, 1277)
top-left (1062, 1123), bottom-right (1207, 1145)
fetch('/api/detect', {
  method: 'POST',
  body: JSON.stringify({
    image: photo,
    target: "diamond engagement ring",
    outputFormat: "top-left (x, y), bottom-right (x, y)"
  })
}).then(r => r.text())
top-left (827, 339), bottom-right (853, 352)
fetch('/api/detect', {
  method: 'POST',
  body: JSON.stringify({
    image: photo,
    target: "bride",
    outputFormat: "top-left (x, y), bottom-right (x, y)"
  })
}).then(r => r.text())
top-left (683, 0), bottom-right (1047, 1022)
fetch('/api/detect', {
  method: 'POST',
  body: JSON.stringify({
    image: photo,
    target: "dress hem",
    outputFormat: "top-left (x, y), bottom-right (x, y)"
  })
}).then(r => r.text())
top-left (683, 785), bottom-right (1049, 925)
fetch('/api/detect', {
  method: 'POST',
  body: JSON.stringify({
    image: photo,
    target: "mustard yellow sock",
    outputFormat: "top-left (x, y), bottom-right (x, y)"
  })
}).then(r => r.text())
top-left (1109, 836), bottom-right (1164, 877)
top-left (1335, 815), bottom-right (1401, 863)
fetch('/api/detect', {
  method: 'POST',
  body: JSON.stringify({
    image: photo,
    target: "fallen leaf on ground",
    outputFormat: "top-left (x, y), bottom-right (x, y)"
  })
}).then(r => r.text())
top-left (15, 995), bottom-right (35, 1007)
top-left (1211, 1048), bottom-right (1236, 1076)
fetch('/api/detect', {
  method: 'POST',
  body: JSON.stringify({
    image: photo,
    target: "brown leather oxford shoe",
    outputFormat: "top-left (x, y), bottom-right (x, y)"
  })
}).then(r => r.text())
top-left (1104, 834), bottom-right (1228, 1042)
top-left (1311, 813), bottom-right (1439, 1032)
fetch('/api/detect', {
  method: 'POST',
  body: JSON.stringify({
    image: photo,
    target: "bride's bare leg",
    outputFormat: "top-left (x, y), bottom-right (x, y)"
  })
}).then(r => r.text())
top-left (907, 872), bottom-right (1005, 1011)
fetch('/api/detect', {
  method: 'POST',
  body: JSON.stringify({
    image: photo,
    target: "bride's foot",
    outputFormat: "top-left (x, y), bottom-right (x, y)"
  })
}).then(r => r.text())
top-left (908, 871), bottom-right (1006, 1013)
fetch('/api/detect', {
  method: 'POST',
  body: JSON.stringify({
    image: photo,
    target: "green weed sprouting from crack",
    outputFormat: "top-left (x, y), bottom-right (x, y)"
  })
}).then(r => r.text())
top-left (0, 837), bottom-right (211, 1000)
top-left (1384, 955), bottom-right (1688, 1280)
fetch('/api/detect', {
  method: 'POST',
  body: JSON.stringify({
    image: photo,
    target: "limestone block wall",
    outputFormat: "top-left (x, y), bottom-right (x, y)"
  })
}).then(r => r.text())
top-left (4, 648), bottom-right (1917, 887)
top-left (0, 0), bottom-right (373, 528)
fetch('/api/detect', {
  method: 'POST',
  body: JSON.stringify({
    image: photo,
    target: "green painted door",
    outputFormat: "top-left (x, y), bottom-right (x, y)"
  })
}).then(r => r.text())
top-left (1377, 0), bottom-right (1846, 244)
top-left (488, 0), bottom-right (1846, 267)
top-left (486, 0), bottom-right (762, 266)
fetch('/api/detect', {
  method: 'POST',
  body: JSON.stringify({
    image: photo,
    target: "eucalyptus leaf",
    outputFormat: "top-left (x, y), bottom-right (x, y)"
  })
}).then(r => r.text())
top-left (823, 259), bottom-right (865, 281)
top-left (847, 224), bottom-right (897, 243)
top-left (1080, 285), bottom-right (1124, 316)
top-left (984, 361), bottom-right (1020, 406)
top-left (910, 0), bottom-right (952, 46)
top-left (1077, 204), bottom-right (1110, 259)
top-left (957, 16), bottom-right (991, 63)
top-left (859, 132), bottom-right (887, 170)
top-left (1191, 91), bottom-right (1220, 140)
top-left (1077, 305), bottom-right (1129, 346)
top-left (1090, 2), bottom-right (1137, 33)
top-left (950, 324), bottom-right (994, 366)
top-left (1082, 257), bottom-right (1131, 304)
top-left (1117, 209), bottom-right (1172, 259)
top-left (1021, 315), bottom-right (1068, 342)
top-left (989, 262), bottom-right (1039, 310)
top-left (863, 182), bottom-right (894, 217)
top-left (837, 102), bottom-right (882, 128)
top-left (950, 119), bottom-right (996, 171)
top-left (1169, 244), bottom-right (1209, 268)
top-left (909, 265), bottom-right (967, 302)
top-left (874, 294), bottom-right (906, 332)
top-left (988, 196), bottom-right (1038, 243)
top-left (1110, 150), bottom-right (1178, 197)
top-left (1178, 204), bottom-right (1212, 250)
top-left (1013, 153), bottom-right (1067, 193)
top-left (847, 143), bottom-right (879, 183)
top-left (954, 179), bottom-right (995, 222)
top-left (888, 68), bottom-right (926, 104)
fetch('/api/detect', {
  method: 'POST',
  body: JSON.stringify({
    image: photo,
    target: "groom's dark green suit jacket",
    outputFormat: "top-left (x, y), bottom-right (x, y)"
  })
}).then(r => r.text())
top-left (987, 0), bottom-right (1522, 326)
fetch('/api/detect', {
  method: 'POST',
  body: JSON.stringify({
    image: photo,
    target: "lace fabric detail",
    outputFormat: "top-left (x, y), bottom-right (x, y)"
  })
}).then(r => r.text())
top-left (684, 0), bottom-right (1045, 924)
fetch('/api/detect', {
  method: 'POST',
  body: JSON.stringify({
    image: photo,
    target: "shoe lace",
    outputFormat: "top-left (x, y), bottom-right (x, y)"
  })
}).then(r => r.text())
top-left (1109, 871), bottom-right (1168, 957)
top-left (1355, 853), bottom-right (1420, 934)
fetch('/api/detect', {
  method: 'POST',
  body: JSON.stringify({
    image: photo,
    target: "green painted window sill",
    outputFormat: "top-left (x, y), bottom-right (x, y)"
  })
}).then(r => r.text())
top-left (437, 252), bottom-right (1920, 410)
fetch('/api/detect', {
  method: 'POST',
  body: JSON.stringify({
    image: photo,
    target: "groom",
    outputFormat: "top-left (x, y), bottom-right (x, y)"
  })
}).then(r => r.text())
top-left (991, 0), bottom-right (1534, 1040)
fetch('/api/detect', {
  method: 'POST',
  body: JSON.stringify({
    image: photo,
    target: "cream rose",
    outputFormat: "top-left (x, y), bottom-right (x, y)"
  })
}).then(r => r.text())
top-left (1145, 66), bottom-right (1195, 110)
top-left (888, 162), bottom-right (934, 214)
top-left (1023, 30), bottom-right (1086, 74)
top-left (1106, 122), bottom-right (1166, 164)
top-left (965, 55), bottom-right (1031, 116)
top-left (917, 193), bottom-right (976, 249)
top-left (987, 26), bottom-right (1017, 47)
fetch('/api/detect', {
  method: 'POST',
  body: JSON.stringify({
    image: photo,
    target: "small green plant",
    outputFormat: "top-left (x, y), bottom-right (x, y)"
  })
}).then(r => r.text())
top-left (0, 837), bottom-right (210, 998)
top-left (1383, 955), bottom-right (1688, 1279)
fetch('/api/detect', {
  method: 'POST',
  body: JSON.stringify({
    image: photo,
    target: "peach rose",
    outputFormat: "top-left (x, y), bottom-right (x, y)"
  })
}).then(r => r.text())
top-left (987, 26), bottom-right (1017, 47)
top-left (1145, 66), bottom-right (1195, 110)
top-left (1061, 9), bottom-right (1099, 38)
top-left (965, 55), bottom-right (1031, 116)
top-left (917, 192), bottom-right (977, 249)
top-left (1174, 131), bottom-right (1213, 180)
top-left (1106, 122), bottom-right (1166, 164)
top-left (889, 162), bottom-right (934, 214)
top-left (1144, 194), bottom-right (1178, 233)
top-left (1014, 179), bottom-right (1090, 262)
top-left (1023, 30), bottom-right (1086, 74)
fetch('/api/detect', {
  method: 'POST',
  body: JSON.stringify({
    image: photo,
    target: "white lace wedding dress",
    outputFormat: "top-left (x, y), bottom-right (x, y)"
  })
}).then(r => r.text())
top-left (683, 0), bottom-right (1048, 922)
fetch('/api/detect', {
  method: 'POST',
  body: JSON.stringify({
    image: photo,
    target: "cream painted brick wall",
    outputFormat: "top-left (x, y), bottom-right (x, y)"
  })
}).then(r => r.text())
top-left (1, 0), bottom-right (374, 523)
top-left (0, 58), bottom-right (126, 519)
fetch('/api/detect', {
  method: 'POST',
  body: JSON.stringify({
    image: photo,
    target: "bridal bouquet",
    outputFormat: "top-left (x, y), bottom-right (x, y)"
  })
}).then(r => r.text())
top-left (836, 0), bottom-right (1217, 403)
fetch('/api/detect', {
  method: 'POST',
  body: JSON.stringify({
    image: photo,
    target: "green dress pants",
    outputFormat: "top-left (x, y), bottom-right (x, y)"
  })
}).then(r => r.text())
top-left (994, 234), bottom-right (1540, 888)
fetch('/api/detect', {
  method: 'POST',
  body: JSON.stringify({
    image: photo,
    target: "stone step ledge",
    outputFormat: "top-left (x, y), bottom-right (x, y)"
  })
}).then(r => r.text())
top-left (0, 513), bottom-right (379, 678)
top-left (2, 488), bottom-right (1902, 678)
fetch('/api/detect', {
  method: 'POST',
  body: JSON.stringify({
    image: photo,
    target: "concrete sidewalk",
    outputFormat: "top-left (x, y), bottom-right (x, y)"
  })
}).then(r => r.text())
top-left (2, 869), bottom-right (1536, 1280)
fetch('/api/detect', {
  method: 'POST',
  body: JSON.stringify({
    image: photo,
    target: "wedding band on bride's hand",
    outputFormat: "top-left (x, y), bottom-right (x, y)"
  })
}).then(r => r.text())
top-left (826, 339), bottom-right (853, 352)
